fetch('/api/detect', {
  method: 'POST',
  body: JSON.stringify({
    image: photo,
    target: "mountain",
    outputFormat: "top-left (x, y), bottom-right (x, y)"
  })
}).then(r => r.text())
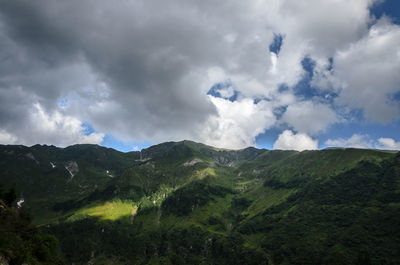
top-left (0, 141), bottom-right (399, 264)
top-left (0, 184), bottom-right (64, 265)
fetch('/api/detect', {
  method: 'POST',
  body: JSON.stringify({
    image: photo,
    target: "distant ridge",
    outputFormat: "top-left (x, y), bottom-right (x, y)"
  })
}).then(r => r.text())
top-left (0, 141), bottom-right (399, 264)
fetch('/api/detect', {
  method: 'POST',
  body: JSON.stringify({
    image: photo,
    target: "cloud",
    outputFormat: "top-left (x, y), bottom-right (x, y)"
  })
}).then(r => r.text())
top-left (325, 135), bottom-right (400, 150)
top-left (258, 0), bottom-right (376, 95)
top-left (377, 138), bottom-right (400, 150)
top-left (0, 0), bottom-right (397, 149)
top-left (273, 130), bottom-right (318, 151)
top-left (0, 103), bottom-right (104, 147)
top-left (132, 146), bottom-right (140, 151)
top-left (281, 101), bottom-right (338, 135)
top-left (0, 0), bottom-right (275, 145)
top-left (200, 97), bottom-right (276, 149)
top-left (333, 19), bottom-right (400, 123)
top-left (269, 0), bottom-right (375, 55)
top-left (28, 103), bottom-right (104, 146)
top-left (0, 130), bottom-right (17, 145)
top-left (325, 134), bottom-right (373, 149)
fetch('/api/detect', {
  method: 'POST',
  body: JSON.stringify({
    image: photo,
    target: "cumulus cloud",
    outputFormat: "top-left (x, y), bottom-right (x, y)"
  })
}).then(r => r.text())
top-left (200, 97), bottom-right (276, 149)
top-left (257, 0), bottom-right (377, 97)
top-left (27, 103), bottom-right (104, 146)
top-left (377, 138), bottom-right (400, 150)
top-left (0, 0), bottom-right (276, 145)
top-left (325, 135), bottom-right (400, 150)
top-left (0, 130), bottom-right (17, 145)
top-left (325, 134), bottom-right (373, 149)
top-left (333, 19), bottom-right (400, 123)
top-left (271, 0), bottom-right (374, 55)
top-left (281, 101), bottom-right (338, 135)
top-left (273, 130), bottom-right (318, 151)
top-left (0, 0), bottom-right (397, 149)
top-left (0, 103), bottom-right (103, 147)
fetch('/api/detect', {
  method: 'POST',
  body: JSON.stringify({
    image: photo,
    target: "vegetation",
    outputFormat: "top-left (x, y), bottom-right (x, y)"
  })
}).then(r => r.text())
top-left (0, 141), bottom-right (399, 264)
top-left (67, 200), bottom-right (136, 222)
top-left (0, 184), bottom-right (64, 264)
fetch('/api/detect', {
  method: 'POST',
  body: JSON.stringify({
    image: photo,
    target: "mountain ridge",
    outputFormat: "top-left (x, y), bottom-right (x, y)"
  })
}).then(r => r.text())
top-left (0, 141), bottom-right (399, 264)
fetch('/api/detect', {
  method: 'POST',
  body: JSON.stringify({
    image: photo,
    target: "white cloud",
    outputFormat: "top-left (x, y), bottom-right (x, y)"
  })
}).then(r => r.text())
top-left (325, 135), bottom-right (400, 150)
top-left (310, 58), bottom-right (341, 92)
top-left (325, 134), bottom-right (372, 149)
top-left (0, 130), bottom-right (17, 144)
top-left (132, 146), bottom-right (140, 151)
top-left (273, 130), bottom-right (318, 151)
top-left (281, 101), bottom-right (338, 135)
top-left (256, 0), bottom-right (376, 96)
top-left (377, 138), bottom-right (400, 150)
top-left (0, 103), bottom-right (104, 147)
top-left (269, 52), bottom-right (278, 74)
top-left (333, 19), bottom-right (400, 122)
top-left (200, 97), bottom-right (276, 149)
top-left (271, 0), bottom-right (375, 55)
top-left (22, 103), bottom-right (104, 147)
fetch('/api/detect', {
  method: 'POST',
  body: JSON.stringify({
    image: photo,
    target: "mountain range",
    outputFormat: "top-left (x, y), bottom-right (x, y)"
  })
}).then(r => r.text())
top-left (0, 141), bottom-right (399, 264)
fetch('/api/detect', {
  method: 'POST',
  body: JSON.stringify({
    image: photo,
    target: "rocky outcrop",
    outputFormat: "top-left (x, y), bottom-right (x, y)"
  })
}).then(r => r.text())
top-left (65, 161), bottom-right (79, 179)
top-left (0, 255), bottom-right (9, 265)
top-left (24, 153), bottom-right (39, 164)
top-left (183, 158), bottom-right (202, 167)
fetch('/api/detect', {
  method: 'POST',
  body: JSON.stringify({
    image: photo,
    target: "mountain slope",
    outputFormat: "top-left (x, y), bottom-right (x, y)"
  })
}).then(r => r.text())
top-left (0, 144), bottom-right (140, 223)
top-left (0, 142), bottom-right (399, 264)
top-left (239, 153), bottom-right (400, 264)
top-left (0, 184), bottom-right (64, 264)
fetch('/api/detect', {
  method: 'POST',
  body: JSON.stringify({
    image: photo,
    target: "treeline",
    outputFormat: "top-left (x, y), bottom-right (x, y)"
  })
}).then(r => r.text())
top-left (48, 218), bottom-right (267, 265)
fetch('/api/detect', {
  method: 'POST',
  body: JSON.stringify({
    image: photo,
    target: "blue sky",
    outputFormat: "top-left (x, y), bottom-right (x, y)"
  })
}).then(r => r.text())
top-left (0, 0), bottom-right (399, 151)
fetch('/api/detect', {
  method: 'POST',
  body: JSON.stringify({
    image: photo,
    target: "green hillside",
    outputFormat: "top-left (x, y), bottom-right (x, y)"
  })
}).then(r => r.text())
top-left (0, 141), bottom-right (399, 264)
top-left (0, 184), bottom-right (64, 264)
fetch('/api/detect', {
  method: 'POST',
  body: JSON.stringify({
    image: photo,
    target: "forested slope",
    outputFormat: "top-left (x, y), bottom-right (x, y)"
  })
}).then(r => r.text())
top-left (0, 141), bottom-right (398, 264)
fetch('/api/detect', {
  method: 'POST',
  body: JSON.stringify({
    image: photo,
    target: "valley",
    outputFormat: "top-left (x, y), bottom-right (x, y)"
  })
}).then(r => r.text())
top-left (0, 141), bottom-right (399, 264)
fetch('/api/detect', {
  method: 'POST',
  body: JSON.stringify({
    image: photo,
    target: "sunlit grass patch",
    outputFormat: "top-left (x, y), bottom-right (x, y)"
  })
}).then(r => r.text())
top-left (235, 179), bottom-right (259, 192)
top-left (242, 186), bottom-right (295, 220)
top-left (67, 200), bottom-right (136, 222)
top-left (191, 167), bottom-right (216, 181)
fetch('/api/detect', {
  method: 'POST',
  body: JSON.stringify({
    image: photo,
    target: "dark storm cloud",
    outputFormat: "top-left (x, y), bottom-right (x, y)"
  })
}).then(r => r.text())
top-left (0, 0), bottom-right (78, 66)
top-left (0, 0), bottom-right (236, 141)
top-left (0, 0), bottom-right (276, 144)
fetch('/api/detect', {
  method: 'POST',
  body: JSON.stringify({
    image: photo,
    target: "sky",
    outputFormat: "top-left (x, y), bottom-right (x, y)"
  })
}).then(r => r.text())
top-left (0, 0), bottom-right (399, 152)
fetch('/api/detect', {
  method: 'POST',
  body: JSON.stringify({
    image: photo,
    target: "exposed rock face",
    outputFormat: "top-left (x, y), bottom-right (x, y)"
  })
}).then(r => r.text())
top-left (0, 255), bottom-right (9, 265)
top-left (17, 198), bottom-right (24, 208)
top-left (3, 150), bottom-right (14, 155)
top-left (183, 158), bottom-right (202, 167)
top-left (136, 151), bottom-right (151, 162)
top-left (106, 170), bottom-right (114, 178)
top-left (64, 161), bottom-right (79, 179)
top-left (130, 207), bottom-right (137, 224)
top-left (213, 155), bottom-right (235, 167)
top-left (25, 152), bottom-right (39, 164)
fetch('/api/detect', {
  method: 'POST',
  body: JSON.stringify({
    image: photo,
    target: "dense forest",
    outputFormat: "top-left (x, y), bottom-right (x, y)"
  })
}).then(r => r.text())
top-left (0, 184), bottom-right (64, 264)
top-left (0, 141), bottom-right (399, 264)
